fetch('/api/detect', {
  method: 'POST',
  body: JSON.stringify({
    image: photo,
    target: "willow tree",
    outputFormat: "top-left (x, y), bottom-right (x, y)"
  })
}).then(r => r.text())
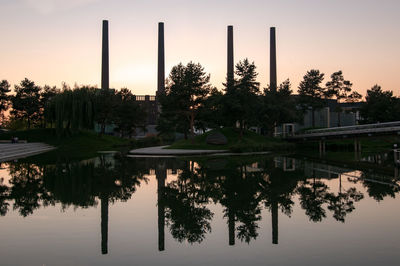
top-left (50, 85), bottom-right (96, 136)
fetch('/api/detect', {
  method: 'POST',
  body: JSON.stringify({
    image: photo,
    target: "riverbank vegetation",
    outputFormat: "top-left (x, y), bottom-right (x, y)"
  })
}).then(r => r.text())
top-left (168, 127), bottom-right (294, 152)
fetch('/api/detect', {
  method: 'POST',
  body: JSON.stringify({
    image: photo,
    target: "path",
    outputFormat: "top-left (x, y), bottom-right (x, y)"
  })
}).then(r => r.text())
top-left (0, 143), bottom-right (56, 162)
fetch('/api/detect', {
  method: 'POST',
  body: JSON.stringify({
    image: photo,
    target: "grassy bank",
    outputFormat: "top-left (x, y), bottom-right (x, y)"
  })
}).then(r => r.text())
top-left (0, 129), bottom-right (134, 161)
top-left (168, 127), bottom-right (294, 152)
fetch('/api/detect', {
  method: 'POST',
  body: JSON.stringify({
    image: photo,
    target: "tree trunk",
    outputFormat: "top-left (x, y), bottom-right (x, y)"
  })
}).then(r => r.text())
top-left (337, 111), bottom-right (341, 127)
top-left (27, 117), bottom-right (31, 129)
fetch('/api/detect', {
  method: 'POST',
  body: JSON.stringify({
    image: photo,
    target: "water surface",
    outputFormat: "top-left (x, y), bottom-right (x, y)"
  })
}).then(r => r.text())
top-left (0, 154), bottom-right (399, 265)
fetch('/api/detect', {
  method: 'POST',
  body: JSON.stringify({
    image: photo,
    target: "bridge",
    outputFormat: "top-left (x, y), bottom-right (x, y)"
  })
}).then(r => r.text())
top-left (285, 121), bottom-right (400, 153)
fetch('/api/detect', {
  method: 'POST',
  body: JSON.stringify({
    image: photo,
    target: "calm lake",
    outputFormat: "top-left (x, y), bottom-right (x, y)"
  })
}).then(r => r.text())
top-left (0, 153), bottom-right (399, 265)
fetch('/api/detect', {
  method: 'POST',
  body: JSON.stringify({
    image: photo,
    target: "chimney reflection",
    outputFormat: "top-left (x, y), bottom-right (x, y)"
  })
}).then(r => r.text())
top-left (156, 164), bottom-right (167, 251)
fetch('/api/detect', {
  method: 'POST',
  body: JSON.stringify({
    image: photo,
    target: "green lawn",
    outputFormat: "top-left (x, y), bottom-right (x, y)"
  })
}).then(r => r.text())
top-left (168, 127), bottom-right (294, 152)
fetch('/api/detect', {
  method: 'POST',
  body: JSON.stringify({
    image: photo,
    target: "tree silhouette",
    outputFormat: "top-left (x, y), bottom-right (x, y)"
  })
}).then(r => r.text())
top-left (164, 161), bottom-right (213, 243)
top-left (0, 80), bottom-right (11, 125)
top-left (222, 58), bottom-right (260, 138)
top-left (261, 79), bottom-right (300, 135)
top-left (360, 85), bottom-right (400, 123)
top-left (298, 69), bottom-right (326, 127)
top-left (158, 62), bottom-right (212, 141)
top-left (297, 177), bottom-right (329, 222)
top-left (0, 177), bottom-right (10, 216)
top-left (8, 163), bottom-right (45, 217)
top-left (11, 78), bottom-right (42, 129)
top-left (325, 71), bottom-right (360, 126)
top-left (114, 88), bottom-right (146, 138)
top-left (325, 175), bottom-right (363, 222)
top-left (40, 85), bottom-right (60, 128)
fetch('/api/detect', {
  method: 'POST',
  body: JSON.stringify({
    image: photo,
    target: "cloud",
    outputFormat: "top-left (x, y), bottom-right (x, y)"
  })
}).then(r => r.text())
top-left (22, 0), bottom-right (100, 14)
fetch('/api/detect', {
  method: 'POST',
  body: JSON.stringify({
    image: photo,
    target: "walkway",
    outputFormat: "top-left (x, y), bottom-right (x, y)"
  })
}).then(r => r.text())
top-left (0, 143), bottom-right (55, 162)
top-left (288, 121), bottom-right (400, 140)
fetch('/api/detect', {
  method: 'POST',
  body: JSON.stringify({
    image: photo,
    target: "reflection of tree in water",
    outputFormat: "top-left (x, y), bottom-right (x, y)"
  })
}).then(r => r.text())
top-left (4, 154), bottom-right (149, 255)
top-left (297, 173), bottom-right (329, 222)
top-left (198, 158), bottom-right (264, 244)
top-left (258, 160), bottom-right (301, 244)
top-left (163, 161), bottom-right (213, 244)
top-left (356, 173), bottom-right (400, 202)
top-left (4, 155), bottom-right (148, 214)
top-left (8, 163), bottom-right (49, 217)
top-left (225, 166), bottom-right (263, 244)
top-left (0, 177), bottom-right (9, 216)
top-left (325, 175), bottom-right (364, 223)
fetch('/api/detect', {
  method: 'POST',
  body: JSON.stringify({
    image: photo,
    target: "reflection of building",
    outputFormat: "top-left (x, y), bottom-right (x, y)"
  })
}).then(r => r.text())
top-left (156, 164), bottom-right (166, 252)
top-left (101, 196), bottom-right (108, 254)
top-left (271, 201), bottom-right (278, 244)
top-left (274, 157), bottom-right (296, 172)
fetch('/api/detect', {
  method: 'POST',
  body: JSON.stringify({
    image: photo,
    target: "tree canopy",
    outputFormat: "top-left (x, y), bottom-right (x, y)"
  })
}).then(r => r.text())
top-left (11, 78), bottom-right (42, 129)
top-left (158, 62), bottom-right (212, 141)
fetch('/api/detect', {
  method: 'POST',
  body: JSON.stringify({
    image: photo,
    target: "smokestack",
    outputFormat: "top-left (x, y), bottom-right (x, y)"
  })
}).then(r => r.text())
top-left (270, 27), bottom-right (277, 91)
top-left (227, 25), bottom-right (234, 91)
top-left (157, 22), bottom-right (165, 95)
top-left (101, 20), bottom-right (109, 90)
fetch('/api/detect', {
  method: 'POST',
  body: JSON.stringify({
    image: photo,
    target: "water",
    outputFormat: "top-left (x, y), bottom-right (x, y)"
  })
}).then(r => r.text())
top-left (0, 153), bottom-right (399, 265)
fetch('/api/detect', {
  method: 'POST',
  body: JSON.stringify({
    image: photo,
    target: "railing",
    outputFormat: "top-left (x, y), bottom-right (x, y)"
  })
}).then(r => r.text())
top-left (304, 121), bottom-right (400, 135)
top-left (287, 121), bottom-right (400, 139)
top-left (134, 95), bottom-right (157, 102)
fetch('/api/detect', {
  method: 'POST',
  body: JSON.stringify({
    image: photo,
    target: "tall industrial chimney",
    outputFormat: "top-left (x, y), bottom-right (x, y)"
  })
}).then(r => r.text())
top-left (227, 25), bottom-right (234, 91)
top-left (157, 22), bottom-right (165, 95)
top-left (101, 20), bottom-right (109, 90)
top-left (270, 27), bottom-right (277, 91)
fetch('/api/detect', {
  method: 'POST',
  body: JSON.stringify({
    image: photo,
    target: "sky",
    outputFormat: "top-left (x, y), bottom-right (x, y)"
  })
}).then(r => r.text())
top-left (0, 0), bottom-right (399, 96)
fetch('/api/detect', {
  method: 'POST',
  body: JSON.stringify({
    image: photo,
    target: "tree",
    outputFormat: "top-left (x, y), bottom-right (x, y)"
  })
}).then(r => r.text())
top-left (11, 78), bottom-right (42, 129)
top-left (360, 85), bottom-right (400, 123)
top-left (261, 79), bottom-right (300, 136)
top-left (50, 85), bottom-right (96, 136)
top-left (0, 80), bottom-right (11, 126)
top-left (297, 70), bottom-right (326, 128)
top-left (94, 88), bottom-right (118, 135)
top-left (114, 88), bottom-right (146, 138)
top-left (159, 62), bottom-right (212, 141)
top-left (223, 58), bottom-right (260, 138)
top-left (196, 88), bottom-right (224, 131)
top-left (40, 85), bottom-right (60, 128)
top-left (325, 71), bottom-right (361, 126)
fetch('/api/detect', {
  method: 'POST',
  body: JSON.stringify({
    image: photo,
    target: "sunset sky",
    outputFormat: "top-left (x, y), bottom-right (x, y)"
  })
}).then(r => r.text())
top-left (0, 0), bottom-right (399, 97)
